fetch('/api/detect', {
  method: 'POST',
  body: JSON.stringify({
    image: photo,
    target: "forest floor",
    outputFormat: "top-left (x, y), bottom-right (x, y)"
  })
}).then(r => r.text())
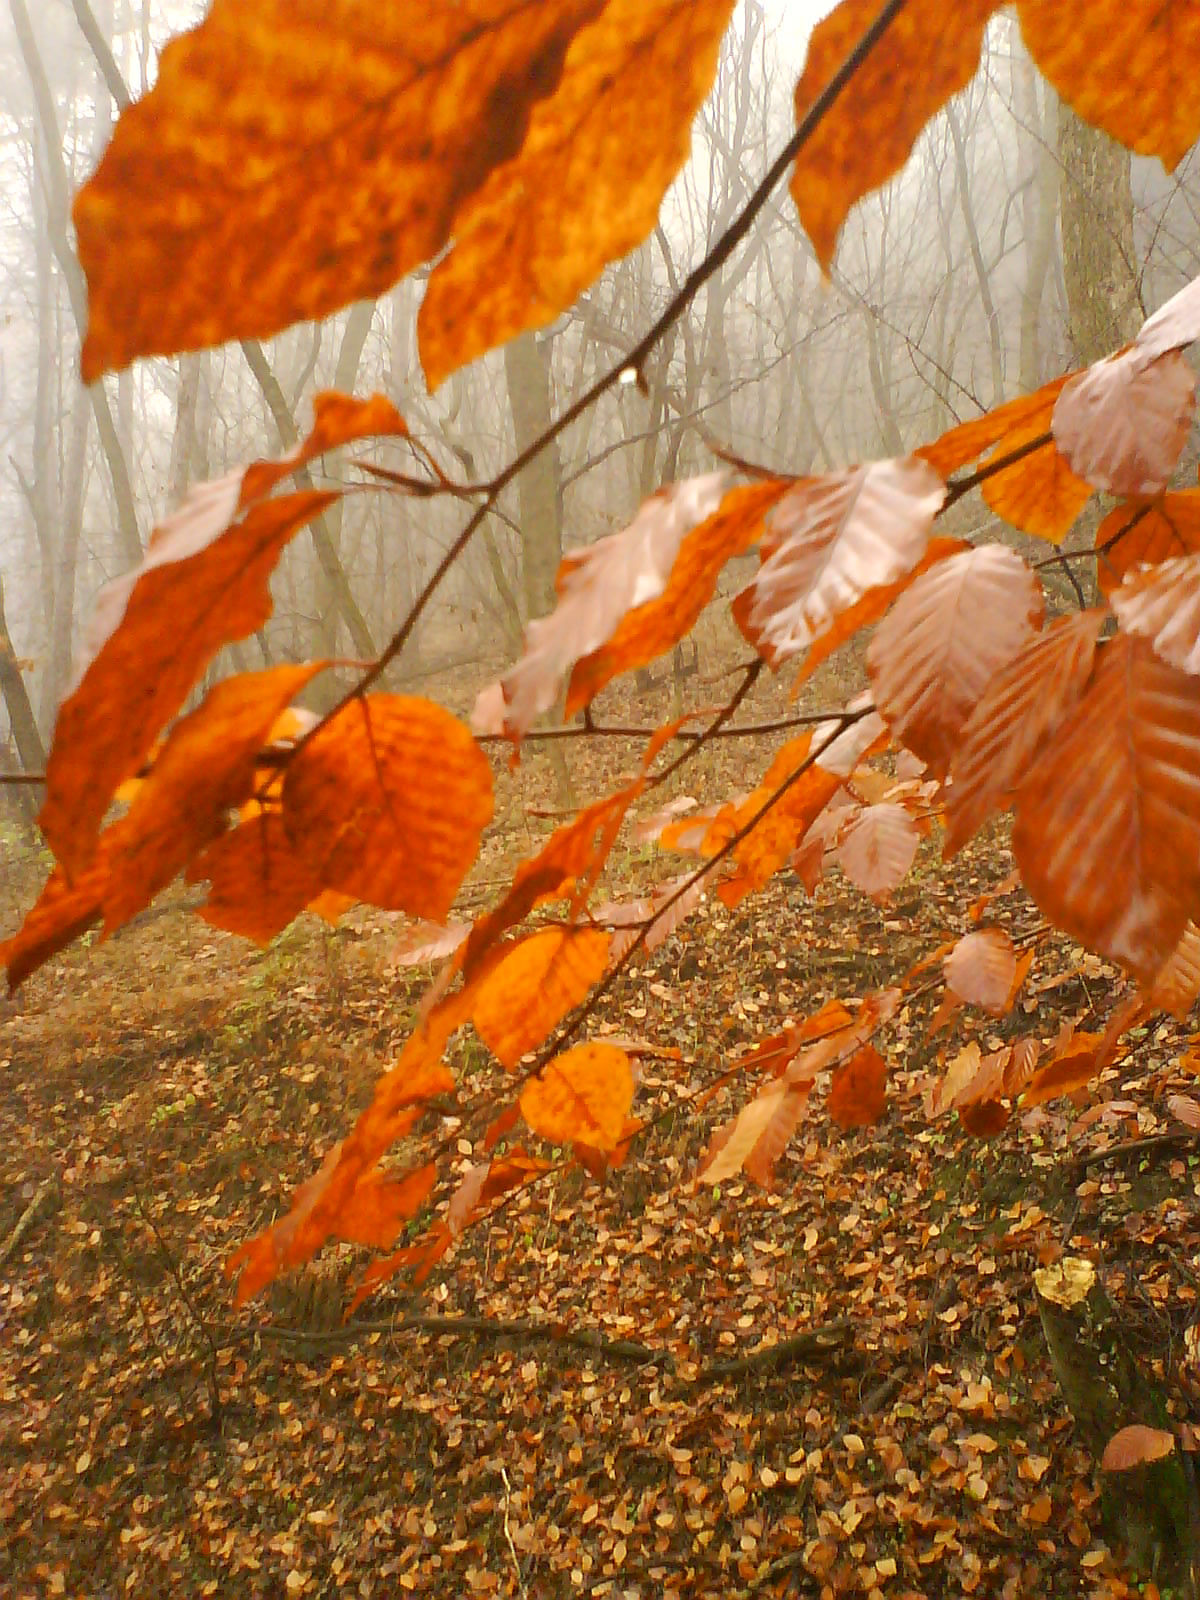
top-left (3, 661), bottom-right (1200, 1600)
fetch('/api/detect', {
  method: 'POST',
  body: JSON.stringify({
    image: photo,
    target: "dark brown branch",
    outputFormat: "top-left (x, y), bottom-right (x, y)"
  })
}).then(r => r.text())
top-left (697, 1319), bottom-right (854, 1382)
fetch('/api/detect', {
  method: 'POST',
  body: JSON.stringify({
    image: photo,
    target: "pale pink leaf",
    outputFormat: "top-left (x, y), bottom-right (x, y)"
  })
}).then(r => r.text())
top-left (1148, 922), bottom-right (1200, 1018)
top-left (945, 928), bottom-right (1017, 1013)
top-left (481, 474), bottom-right (727, 740)
top-left (1112, 552), bottom-right (1200, 676)
top-left (811, 692), bottom-right (887, 776)
top-left (1136, 271), bottom-right (1200, 364)
top-left (392, 920), bottom-right (470, 967)
top-left (697, 1079), bottom-right (807, 1189)
top-left (633, 796), bottom-right (699, 844)
top-left (1052, 348), bottom-right (1195, 497)
top-left (867, 545), bottom-right (1044, 778)
top-left (446, 1162), bottom-right (490, 1238)
top-left (1100, 1424), bottom-right (1176, 1472)
top-left (735, 457), bottom-right (945, 665)
top-left (1168, 1092), bottom-right (1200, 1129)
top-left (834, 802), bottom-right (919, 899)
top-left (945, 610), bottom-right (1105, 854)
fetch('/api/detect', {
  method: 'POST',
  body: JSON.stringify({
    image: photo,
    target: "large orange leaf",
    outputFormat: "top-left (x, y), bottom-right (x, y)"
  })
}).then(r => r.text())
top-left (979, 422), bottom-right (1093, 543)
top-left (40, 393), bottom-right (406, 874)
top-left (519, 1042), bottom-right (634, 1151)
top-left (187, 812), bottom-right (327, 944)
top-left (103, 664), bottom-right (325, 931)
top-left (1014, 635), bottom-right (1200, 982)
top-left (732, 457), bottom-right (945, 666)
top-left (418, 0), bottom-right (737, 386)
top-left (282, 694), bottom-right (492, 919)
top-left (868, 544), bottom-right (1045, 777)
top-left (75, 3), bottom-right (615, 378)
top-left (715, 737), bottom-right (843, 906)
top-left (567, 479), bottom-right (789, 714)
top-left (945, 610), bottom-right (1105, 854)
top-left (1112, 552), bottom-right (1200, 676)
top-left (1052, 348), bottom-right (1195, 497)
top-left (789, 0), bottom-right (997, 268)
top-left (915, 374), bottom-right (1074, 478)
top-left (1095, 491), bottom-right (1200, 595)
top-left (471, 927), bottom-right (611, 1067)
top-left (1018, 0), bottom-right (1200, 170)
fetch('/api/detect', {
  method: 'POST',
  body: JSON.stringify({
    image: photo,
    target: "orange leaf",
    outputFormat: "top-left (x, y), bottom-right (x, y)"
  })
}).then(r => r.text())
top-left (945, 610), bottom-right (1105, 854)
top-left (1100, 1424), bottom-right (1177, 1473)
top-left (75, 1), bottom-right (618, 377)
top-left (868, 544), bottom-right (1044, 778)
top-left (1014, 635), bottom-right (1200, 982)
top-left (471, 927), bottom-right (611, 1068)
top-left (282, 694), bottom-right (492, 919)
top-left (187, 811), bottom-right (324, 944)
top-left (699, 1078), bottom-right (810, 1188)
top-left (828, 1043), bottom-right (888, 1129)
top-left (41, 490), bottom-right (332, 874)
top-left (0, 850), bottom-right (109, 990)
top-left (1095, 490), bottom-right (1200, 596)
top-left (568, 479), bottom-right (789, 712)
top-left (419, 0), bottom-right (738, 385)
top-left (1018, 0), bottom-right (1200, 169)
top-left (519, 1042), bottom-right (634, 1151)
top-left (1148, 924), bottom-right (1200, 1019)
top-left (915, 374), bottom-right (1074, 478)
top-left (979, 424), bottom-right (1093, 544)
top-left (788, 0), bottom-right (997, 268)
top-left (1021, 1034), bottom-right (1105, 1108)
top-left (102, 664), bottom-right (325, 932)
top-left (1112, 551), bottom-right (1200, 676)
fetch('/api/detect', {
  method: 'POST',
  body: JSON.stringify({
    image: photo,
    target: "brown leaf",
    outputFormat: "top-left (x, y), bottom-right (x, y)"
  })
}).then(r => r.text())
top-left (1052, 348), bottom-right (1195, 497)
top-left (471, 928), bottom-right (610, 1068)
top-left (1099, 1424), bottom-right (1177, 1473)
top-left (283, 694), bottom-right (492, 919)
top-left (1018, 0), bottom-right (1200, 169)
top-left (699, 1079), bottom-right (809, 1188)
top-left (1112, 552), bottom-right (1200, 675)
top-left (187, 811), bottom-right (326, 944)
top-left (944, 928), bottom-right (1017, 1014)
top-left (1014, 635), bottom-right (1200, 982)
top-left (1095, 491), bottom-right (1200, 596)
top-left (75, 3), bottom-right (618, 377)
top-left (945, 610), bottom-right (1105, 854)
top-left (1167, 1093), bottom-right (1200, 1130)
top-left (732, 457), bottom-right (945, 665)
top-left (834, 802), bottom-right (919, 899)
top-left (789, 0), bottom-right (997, 268)
top-left (102, 664), bottom-right (325, 931)
top-left (828, 1043), bottom-right (888, 1129)
top-left (419, 0), bottom-right (738, 385)
top-left (519, 1042), bottom-right (634, 1151)
top-left (1022, 1033), bottom-right (1105, 1107)
top-left (1148, 923), bottom-right (1200, 1018)
top-left (868, 544), bottom-right (1045, 778)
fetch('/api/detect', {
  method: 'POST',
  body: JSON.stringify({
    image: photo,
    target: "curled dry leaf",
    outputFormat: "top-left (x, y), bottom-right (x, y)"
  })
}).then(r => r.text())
top-left (789, 0), bottom-right (995, 268)
top-left (868, 544), bottom-right (1045, 778)
top-left (944, 928), bottom-right (1017, 1014)
top-left (1014, 635), bottom-right (1200, 983)
top-left (1112, 552), bottom-right (1200, 675)
top-left (419, 0), bottom-right (738, 385)
top-left (1052, 348), bottom-right (1195, 497)
top-left (945, 611), bottom-right (1106, 855)
top-left (1017, 0), bottom-right (1200, 170)
top-left (732, 457), bottom-right (945, 666)
top-left (283, 694), bottom-right (493, 920)
top-left (1099, 1424), bottom-right (1177, 1473)
top-left (834, 802), bottom-right (920, 899)
top-left (519, 1042), bottom-right (634, 1152)
top-left (476, 474), bottom-right (725, 740)
top-left (1137, 271), bottom-right (1200, 364)
top-left (1094, 490), bottom-right (1200, 596)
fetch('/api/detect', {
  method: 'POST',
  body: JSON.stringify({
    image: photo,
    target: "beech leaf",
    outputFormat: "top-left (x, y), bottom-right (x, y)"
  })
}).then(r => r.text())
top-left (1100, 1425), bottom-right (1176, 1473)
top-left (1112, 552), bottom-right (1200, 675)
top-left (1052, 348), bottom-right (1195, 498)
top-left (519, 1043), bottom-right (635, 1151)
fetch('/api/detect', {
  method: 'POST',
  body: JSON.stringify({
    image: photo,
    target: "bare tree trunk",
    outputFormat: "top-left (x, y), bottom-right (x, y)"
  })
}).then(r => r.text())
top-left (43, 395), bottom-right (91, 728)
top-left (1057, 105), bottom-right (1141, 365)
top-left (0, 577), bottom-right (47, 776)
